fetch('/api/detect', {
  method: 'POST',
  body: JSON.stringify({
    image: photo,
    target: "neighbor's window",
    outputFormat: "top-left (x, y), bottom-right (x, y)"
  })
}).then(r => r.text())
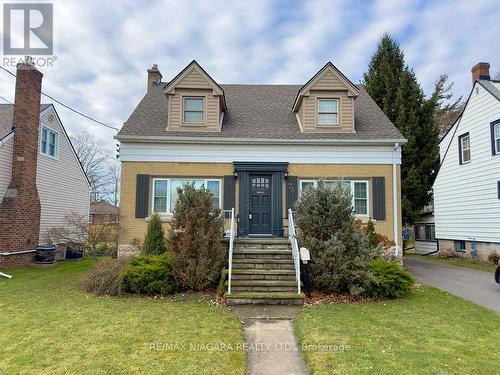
top-left (458, 133), bottom-right (471, 164)
top-left (317, 99), bottom-right (339, 125)
top-left (414, 224), bottom-right (424, 241)
top-left (183, 97), bottom-right (204, 124)
top-left (492, 121), bottom-right (500, 155)
top-left (152, 178), bottom-right (221, 214)
top-left (40, 126), bottom-right (58, 157)
top-left (425, 224), bottom-right (436, 242)
top-left (454, 240), bottom-right (466, 252)
top-left (299, 179), bottom-right (368, 215)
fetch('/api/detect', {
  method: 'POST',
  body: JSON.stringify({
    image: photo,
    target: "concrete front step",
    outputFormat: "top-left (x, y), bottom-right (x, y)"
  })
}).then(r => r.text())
top-left (227, 279), bottom-right (301, 293)
top-left (225, 292), bottom-right (304, 305)
top-left (233, 249), bottom-right (292, 260)
top-left (231, 269), bottom-right (296, 281)
top-left (232, 258), bottom-right (295, 270)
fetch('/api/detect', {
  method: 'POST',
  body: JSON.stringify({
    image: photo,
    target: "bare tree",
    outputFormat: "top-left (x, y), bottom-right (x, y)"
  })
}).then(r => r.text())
top-left (106, 164), bottom-right (121, 206)
top-left (493, 70), bottom-right (500, 80)
top-left (72, 131), bottom-right (117, 202)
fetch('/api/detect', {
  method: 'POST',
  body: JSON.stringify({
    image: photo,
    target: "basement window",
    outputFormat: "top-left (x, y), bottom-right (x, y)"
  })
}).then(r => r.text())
top-left (40, 126), bottom-right (58, 158)
top-left (454, 240), bottom-right (466, 253)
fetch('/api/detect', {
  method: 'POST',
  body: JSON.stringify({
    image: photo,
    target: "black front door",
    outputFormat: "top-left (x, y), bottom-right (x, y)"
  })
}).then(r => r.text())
top-left (249, 175), bottom-right (272, 234)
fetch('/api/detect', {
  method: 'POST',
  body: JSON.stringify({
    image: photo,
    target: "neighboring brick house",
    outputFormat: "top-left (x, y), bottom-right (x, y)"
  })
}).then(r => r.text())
top-left (0, 60), bottom-right (90, 267)
top-left (117, 60), bottom-right (405, 251)
top-left (433, 62), bottom-right (500, 260)
top-left (90, 201), bottom-right (119, 224)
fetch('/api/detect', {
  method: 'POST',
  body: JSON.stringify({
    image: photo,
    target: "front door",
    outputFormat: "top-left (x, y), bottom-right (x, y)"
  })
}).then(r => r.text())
top-left (249, 175), bottom-right (272, 235)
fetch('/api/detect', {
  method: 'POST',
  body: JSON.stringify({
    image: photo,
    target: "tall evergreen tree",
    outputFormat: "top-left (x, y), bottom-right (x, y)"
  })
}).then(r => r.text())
top-left (363, 33), bottom-right (440, 224)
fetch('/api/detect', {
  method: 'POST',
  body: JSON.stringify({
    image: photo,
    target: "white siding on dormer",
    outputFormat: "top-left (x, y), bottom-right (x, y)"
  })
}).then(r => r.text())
top-left (433, 82), bottom-right (500, 243)
top-left (36, 106), bottom-right (90, 243)
top-left (0, 135), bottom-right (13, 199)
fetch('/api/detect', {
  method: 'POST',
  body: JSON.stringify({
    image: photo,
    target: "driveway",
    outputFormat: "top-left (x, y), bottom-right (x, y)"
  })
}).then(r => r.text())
top-left (405, 256), bottom-right (500, 312)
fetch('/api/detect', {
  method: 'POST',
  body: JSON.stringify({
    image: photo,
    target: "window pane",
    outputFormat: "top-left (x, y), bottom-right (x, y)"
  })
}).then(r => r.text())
top-left (462, 136), bottom-right (470, 149)
top-left (154, 197), bottom-right (167, 213)
top-left (301, 181), bottom-right (315, 192)
top-left (184, 98), bottom-right (203, 111)
top-left (354, 199), bottom-right (367, 215)
top-left (41, 140), bottom-right (47, 153)
top-left (495, 124), bottom-right (500, 138)
top-left (49, 132), bottom-right (56, 146)
top-left (318, 99), bottom-right (337, 112)
top-left (41, 128), bottom-right (47, 153)
top-left (184, 111), bottom-right (203, 123)
top-left (463, 149), bottom-right (471, 162)
top-left (354, 182), bottom-right (367, 199)
top-left (49, 143), bottom-right (55, 156)
top-left (154, 180), bottom-right (167, 197)
top-left (207, 180), bottom-right (220, 208)
top-left (496, 138), bottom-right (500, 153)
top-left (318, 113), bottom-right (337, 124)
top-left (169, 180), bottom-right (183, 211)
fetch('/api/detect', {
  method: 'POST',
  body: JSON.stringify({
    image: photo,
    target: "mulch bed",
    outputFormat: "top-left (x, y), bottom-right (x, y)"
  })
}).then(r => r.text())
top-left (303, 291), bottom-right (379, 306)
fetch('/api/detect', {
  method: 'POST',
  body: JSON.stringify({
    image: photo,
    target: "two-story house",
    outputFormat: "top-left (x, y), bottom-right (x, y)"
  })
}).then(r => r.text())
top-left (0, 60), bottom-right (90, 267)
top-left (433, 62), bottom-right (500, 260)
top-left (117, 60), bottom-right (405, 257)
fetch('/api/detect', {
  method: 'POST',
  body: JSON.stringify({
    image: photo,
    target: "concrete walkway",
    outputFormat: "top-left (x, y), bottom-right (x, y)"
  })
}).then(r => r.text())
top-left (231, 306), bottom-right (307, 375)
top-left (405, 256), bottom-right (500, 312)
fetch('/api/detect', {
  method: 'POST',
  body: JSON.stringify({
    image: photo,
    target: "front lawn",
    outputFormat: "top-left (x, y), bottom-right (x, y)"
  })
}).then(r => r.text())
top-left (406, 253), bottom-right (497, 273)
top-left (0, 259), bottom-right (245, 374)
top-left (295, 287), bottom-right (500, 374)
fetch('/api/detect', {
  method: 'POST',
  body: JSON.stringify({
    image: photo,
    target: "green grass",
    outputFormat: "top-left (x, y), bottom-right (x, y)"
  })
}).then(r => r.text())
top-left (406, 253), bottom-right (497, 273)
top-left (295, 287), bottom-right (500, 374)
top-left (0, 259), bottom-right (245, 374)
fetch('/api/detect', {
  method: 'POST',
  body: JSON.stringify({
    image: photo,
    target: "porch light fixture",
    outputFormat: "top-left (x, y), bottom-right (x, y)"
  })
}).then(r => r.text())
top-left (233, 171), bottom-right (238, 179)
top-left (284, 171), bottom-right (289, 179)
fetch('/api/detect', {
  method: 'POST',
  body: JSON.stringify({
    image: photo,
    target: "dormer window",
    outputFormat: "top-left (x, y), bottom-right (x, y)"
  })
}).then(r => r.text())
top-left (317, 99), bottom-right (339, 126)
top-left (183, 97), bottom-right (205, 124)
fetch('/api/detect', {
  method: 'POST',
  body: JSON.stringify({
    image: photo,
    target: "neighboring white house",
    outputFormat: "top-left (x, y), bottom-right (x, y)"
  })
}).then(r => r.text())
top-left (414, 204), bottom-right (437, 255)
top-left (433, 62), bottom-right (500, 260)
top-left (0, 103), bottom-right (90, 244)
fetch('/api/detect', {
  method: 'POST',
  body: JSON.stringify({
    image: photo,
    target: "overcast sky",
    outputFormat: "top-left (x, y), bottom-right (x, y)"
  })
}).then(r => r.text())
top-left (0, 0), bottom-right (499, 154)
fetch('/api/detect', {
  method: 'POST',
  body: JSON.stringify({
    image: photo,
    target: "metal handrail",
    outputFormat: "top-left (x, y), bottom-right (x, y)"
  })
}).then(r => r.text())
top-left (224, 208), bottom-right (235, 294)
top-left (288, 209), bottom-right (301, 294)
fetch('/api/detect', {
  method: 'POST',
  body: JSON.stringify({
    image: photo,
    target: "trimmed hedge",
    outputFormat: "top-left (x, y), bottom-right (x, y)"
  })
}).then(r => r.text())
top-left (364, 259), bottom-right (415, 299)
top-left (121, 253), bottom-right (176, 296)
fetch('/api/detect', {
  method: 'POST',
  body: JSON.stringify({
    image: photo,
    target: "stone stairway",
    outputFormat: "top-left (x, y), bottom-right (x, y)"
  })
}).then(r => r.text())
top-left (225, 239), bottom-right (304, 305)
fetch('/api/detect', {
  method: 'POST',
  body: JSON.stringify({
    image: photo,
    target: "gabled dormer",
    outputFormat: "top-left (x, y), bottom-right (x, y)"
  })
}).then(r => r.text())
top-left (293, 62), bottom-right (359, 133)
top-left (162, 61), bottom-right (226, 132)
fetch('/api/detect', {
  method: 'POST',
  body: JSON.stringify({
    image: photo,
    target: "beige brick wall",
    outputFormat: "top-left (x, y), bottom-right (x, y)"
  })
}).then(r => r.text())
top-left (119, 162), bottom-right (233, 246)
top-left (120, 162), bottom-right (402, 252)
top-left (288, 163), bottom-right (402, 246)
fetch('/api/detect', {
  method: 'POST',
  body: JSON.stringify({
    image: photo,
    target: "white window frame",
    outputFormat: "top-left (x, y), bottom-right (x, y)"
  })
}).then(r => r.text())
top-left (317, 98), bottom-right (339, 126)
top-left (459, 133), bottom-right (471, 164)
top-left (299, 179), bottom-right (369, 216)
top-left (40, 125), bottom-right (59, 159)
top-left (182, 96), bottom-right (205, 125)
top-left (151, 178), bottom-right (222, 215)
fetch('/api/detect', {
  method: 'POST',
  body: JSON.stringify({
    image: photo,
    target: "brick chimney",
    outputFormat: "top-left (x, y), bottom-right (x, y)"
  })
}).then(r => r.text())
top-left (147, 64), bottom-right (162, 91)
top-left (471, 62), bottom-right (490, 85)
top-left (0, 58), bottom-right (43, 258)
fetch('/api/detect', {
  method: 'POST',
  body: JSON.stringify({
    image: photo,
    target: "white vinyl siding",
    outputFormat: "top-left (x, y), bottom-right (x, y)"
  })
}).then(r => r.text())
top-left (37, 107), bottom-right (90, 241)
top-left (433, 81), bottom-right (500, 244)
top-left (299, 179), bottom-right (368, 216)
top-left (414, 214), bottom-right (438, 255)
top-left (152, 178), bottom-right (221, 214)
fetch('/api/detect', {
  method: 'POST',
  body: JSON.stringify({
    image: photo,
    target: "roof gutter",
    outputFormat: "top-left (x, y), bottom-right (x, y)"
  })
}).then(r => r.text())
top-left (116, 134), bottom-right (407, 146)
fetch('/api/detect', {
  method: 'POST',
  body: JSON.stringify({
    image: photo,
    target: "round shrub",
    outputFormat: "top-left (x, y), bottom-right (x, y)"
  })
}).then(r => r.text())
top-left (121, 253), bottom-right (176, 296)
top-left (82, 258), bottom-right (127, 296)
top-left (363, 259), bottom-right (415, 299)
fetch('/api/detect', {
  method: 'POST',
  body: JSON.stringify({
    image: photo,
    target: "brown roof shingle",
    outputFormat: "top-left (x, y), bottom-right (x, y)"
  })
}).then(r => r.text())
top-left (117, 83), bottom-right (405, 142)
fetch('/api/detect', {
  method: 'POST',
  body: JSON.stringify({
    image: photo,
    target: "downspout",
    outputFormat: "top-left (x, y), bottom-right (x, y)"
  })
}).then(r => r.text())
top-left (393, 143), bottom-right (400, 257)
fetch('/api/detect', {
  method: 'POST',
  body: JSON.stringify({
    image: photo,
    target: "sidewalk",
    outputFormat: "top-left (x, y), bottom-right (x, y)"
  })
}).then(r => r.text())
top-left (231, 306), bottom-right (307, 375)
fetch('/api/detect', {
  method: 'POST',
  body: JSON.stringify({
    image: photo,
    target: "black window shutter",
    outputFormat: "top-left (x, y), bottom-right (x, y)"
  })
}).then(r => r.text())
top-left (286, 176), bottom-right (298, 212)
top-left (135, 174), bottom-right (149, 218)
top-left (372, 177), bottom-right (386, 220)
top-left (223, 175), bottom-right (235, 210)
